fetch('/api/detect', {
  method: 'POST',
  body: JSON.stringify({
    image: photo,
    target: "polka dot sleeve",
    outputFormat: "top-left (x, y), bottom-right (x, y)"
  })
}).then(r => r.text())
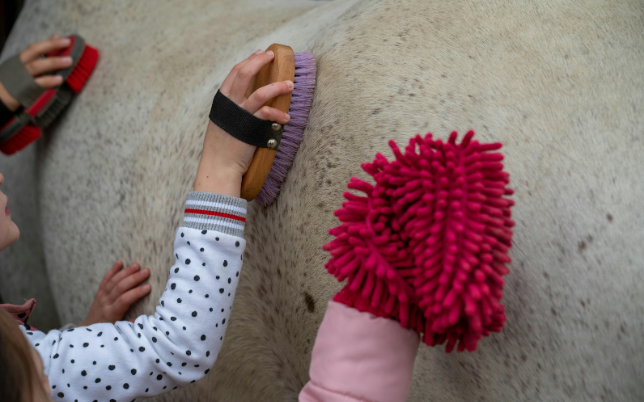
top-left (21, 192), bottom-right (247, 401)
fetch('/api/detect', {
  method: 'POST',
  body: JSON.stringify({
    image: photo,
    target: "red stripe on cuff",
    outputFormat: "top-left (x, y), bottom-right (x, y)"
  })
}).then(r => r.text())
top-left (184, 208), bottom-right (246, 222)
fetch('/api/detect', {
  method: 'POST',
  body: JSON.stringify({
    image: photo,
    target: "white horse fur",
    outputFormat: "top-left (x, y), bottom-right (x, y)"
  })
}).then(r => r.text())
top-left (0, 0), bottom-right (642, 401)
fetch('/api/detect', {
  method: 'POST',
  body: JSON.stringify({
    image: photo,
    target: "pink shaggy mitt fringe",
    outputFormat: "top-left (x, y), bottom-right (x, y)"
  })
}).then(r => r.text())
top-left (326, 131), bottom-right (515, 352)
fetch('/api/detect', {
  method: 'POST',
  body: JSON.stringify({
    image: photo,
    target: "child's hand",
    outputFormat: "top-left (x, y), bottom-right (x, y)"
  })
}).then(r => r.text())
top-left (0, 34), bottom-right (74, 111)
top-left (80, 260), bottom-right (151, 327)
top-left (194, 49), bottom-right (294, 197)
top-left (215, 49), bottom-right (294, 176)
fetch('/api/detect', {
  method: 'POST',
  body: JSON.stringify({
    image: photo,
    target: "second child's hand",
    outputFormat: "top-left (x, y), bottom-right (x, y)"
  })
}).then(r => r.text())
top-left (0, 35), bottom-right (73, 111)
top-left (193, 49), bottom-right (293, 197)
top-left (80, 260), bottom-right (151, 327)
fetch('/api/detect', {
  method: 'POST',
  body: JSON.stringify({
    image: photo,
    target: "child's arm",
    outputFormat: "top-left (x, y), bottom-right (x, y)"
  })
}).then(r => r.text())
top-left (23, 220), bottom-right (244, 400)
top-left (299, 294), bottom-right (420, 402)
top-left (19, 49), bottom-right (293, 401)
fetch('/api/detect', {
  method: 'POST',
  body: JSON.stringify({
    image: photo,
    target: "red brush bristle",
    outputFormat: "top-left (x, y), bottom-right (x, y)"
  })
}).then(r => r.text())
top-left (324, 130), bottom-right (514, 352)
top-left (66, 44), bottom-right (99, 93)
top-left (0, 124), bottom-right (42, 155)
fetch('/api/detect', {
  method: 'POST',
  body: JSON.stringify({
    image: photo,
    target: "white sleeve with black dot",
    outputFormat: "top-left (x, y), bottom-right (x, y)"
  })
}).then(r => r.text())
top-left (20, 191), bottom-right (247, 402)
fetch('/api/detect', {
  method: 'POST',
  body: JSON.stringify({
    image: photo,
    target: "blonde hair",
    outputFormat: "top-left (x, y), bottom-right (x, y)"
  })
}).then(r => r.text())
top-left (0, 308), bottom-right (46, 401)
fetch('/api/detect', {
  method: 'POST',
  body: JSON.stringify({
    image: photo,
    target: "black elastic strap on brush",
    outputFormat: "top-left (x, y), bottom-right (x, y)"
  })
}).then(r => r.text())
top-left (209, 90), bottom-right (284, 149)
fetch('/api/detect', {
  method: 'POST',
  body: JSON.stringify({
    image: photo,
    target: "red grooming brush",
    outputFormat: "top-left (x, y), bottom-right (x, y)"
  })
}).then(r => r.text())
top-left (0, 123), bottom-right (41, 155)
top-left (324, 131), bottom-right (515, 352)
top-left (0, 34), bottom-right (99, 155)
top-left (46, 34), bottom-right (99, 94)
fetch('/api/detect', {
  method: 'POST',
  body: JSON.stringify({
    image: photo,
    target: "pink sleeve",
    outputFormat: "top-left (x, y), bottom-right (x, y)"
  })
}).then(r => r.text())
top-left (299, 301), bottom-right (420, 402)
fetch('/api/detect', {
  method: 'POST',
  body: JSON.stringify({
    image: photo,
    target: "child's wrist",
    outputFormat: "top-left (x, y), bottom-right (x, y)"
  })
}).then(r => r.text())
top-left (193, 120), bottom-right (254, 199)
top-left (193, 166), bottom-right (242, 197)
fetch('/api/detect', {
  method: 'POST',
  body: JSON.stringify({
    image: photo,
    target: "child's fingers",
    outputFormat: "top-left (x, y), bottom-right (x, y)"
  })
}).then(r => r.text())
top-left (34, 75), bottom-right (63, 89)
top-left (228, 51), bottom-right (275, 103)
top-left (254, 106), bottom-right (291, 125)
top-left (220, 50), bottom-right (263, 96)
top-left (20, 36), bottom-right (71, 64)
top-left (114, 284), bottom-right (151, 315)
top-left (244, 80), bottom-right (293, 114)
top-left (103, 263), bottom-right (140, 295)
top-left (25, 56), bottom-right (72, 77)
top-left (107, 267), bottom-right (150, 303)
top-left (98, 260), bottom-right (124, 293)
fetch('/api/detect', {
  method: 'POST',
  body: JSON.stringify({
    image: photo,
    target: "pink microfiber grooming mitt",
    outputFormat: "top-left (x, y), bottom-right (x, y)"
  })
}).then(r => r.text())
top-left (324, 131), bottom-right (515, 352)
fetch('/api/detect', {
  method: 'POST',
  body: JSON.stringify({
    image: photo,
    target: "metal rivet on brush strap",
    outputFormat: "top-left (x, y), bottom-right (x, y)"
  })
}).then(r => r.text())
top-left (209, 90), bottom-right (284, 149)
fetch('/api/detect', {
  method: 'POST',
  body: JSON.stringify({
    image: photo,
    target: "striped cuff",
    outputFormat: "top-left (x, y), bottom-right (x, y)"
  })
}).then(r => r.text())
top-left (182, 191), bottom-right (247, 238)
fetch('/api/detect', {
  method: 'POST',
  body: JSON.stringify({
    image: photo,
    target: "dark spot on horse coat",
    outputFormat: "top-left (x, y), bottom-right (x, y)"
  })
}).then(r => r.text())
top-left (303, 292), bottom-right (316, 313)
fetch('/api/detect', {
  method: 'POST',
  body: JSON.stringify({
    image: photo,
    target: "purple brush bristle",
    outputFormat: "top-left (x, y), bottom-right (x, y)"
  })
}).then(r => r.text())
top-left (255, 51), bottom-right (316, 206)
